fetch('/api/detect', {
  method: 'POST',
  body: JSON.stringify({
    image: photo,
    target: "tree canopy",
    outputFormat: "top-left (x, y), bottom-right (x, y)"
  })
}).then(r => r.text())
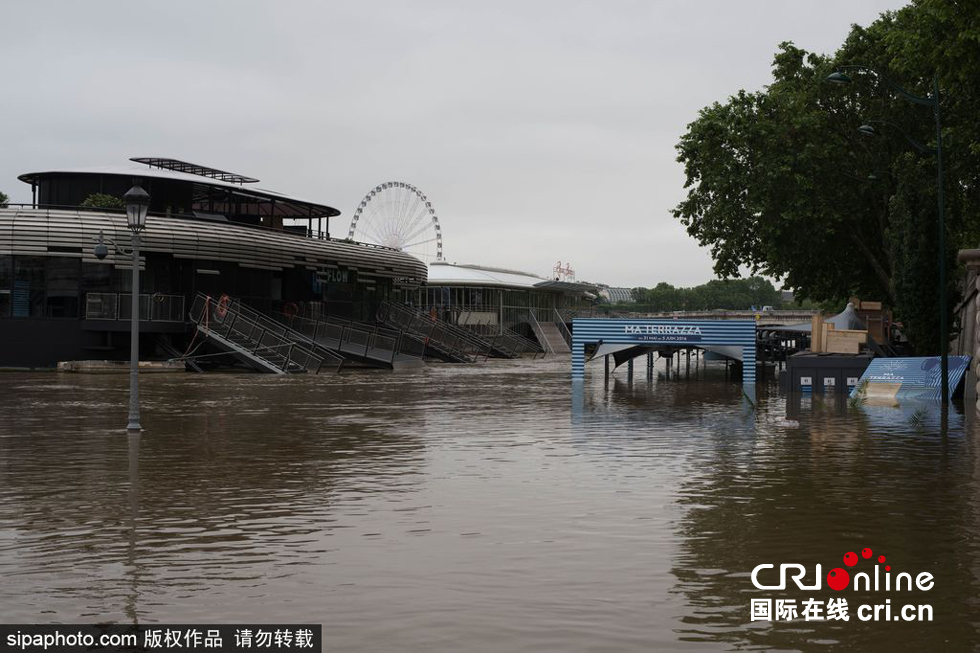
top-left (672, 0), bottom-right (978, 353)
top-left (0, 191), bottom-right (8, 208)
top-left (79, 193), bottom-right (124, 210)
top-left (628, 277), bottom-right (781, 312)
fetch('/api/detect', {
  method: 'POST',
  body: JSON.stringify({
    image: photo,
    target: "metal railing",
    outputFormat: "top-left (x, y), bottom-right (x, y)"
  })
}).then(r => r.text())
top-left (275, 311), bottom-right (424, 365)
top-left (378, 301), bottom-right (499, 362)
top-left (553, 308), bottom-right (573, 349)
top-left (188, 293), bottom-right (335, 374)
top-left (483, 328), bottom-right (540, 358)
top-left (216, 297), bottom-right (345, 371)
top-left (85, 292), bottom-right (185, 322)
top-left (428, 306), bottom-right (543, 357)
top-left (527, 309), bottom-right (554, 355)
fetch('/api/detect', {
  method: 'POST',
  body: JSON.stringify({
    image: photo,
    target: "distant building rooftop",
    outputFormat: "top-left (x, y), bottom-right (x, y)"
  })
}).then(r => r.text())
top-left (18, 157), bottom-right (339, 218)
top-left (428, 261), bottom-right (595, 293)
top-left (129, 157), bottom-right (261, 184)
top-left (599, 287), bottom-right (635, 303)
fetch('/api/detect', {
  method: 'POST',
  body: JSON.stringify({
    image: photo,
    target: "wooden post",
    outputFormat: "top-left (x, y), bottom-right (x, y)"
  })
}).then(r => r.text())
top-left (811, 314), bottom-right (824, 353)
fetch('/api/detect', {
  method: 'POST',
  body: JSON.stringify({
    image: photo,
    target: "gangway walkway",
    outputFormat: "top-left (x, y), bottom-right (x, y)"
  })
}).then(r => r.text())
top-left (188, 294), bottom-right (339, 374)
top-left (377, 302), bottom-right (545, 361)
top-left (224, 298), bottom-right (421, 370)
top-left (377, 302), bottom-right (484, 362)
top-left (275, 311), bottom-right (425, 369)
top-left (529, 309), bottom-right (571, 354)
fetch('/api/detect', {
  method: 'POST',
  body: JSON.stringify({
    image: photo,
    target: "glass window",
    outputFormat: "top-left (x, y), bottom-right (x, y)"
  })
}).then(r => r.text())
top-left (46, 257), bottom-right (80, 318)
top-left (13, 256), bottom-right (46, 317)
top-left (114, 268), bottom-right (132, 293)
top-left (0, 255), bottom-right (10, 288)
top-left (14, 256), bottom-right (45, 286)
top-left (0, 255), bottom-right (9, 318)
top-left (81, 262), bottom-right (112, 291)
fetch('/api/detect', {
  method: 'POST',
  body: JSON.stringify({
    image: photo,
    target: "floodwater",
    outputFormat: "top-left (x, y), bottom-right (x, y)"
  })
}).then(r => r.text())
top-left (0, 355), bottom-right (978, 652)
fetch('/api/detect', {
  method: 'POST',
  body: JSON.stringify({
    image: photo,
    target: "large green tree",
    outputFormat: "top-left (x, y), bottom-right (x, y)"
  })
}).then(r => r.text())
top-left (672, 0), bottom-right (978, 354)
top-left (630, 276), bottom-right (780, 312)
top-left (79, 193), bottom-right (124, 210)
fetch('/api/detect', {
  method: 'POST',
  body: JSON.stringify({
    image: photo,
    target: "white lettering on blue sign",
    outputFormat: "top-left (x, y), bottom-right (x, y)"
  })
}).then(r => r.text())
top-left (624, 325), bottom-right (703, 336)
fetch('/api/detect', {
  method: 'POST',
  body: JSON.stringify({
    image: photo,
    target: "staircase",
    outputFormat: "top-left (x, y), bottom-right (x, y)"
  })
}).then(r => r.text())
top-left (188, 294), bottom-right (341, 374)
top-left (275, 311), bottom-right (425, 369)
top-left (377, 302), bottom-right (497, 362)
top-left (484, 328), bottom-right (544, 358)
top-left (529, 310), bottom-right (571, 354)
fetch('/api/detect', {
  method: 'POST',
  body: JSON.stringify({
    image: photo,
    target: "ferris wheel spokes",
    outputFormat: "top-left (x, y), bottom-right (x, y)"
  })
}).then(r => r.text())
top-left (348, 182), bottom-right (444, 262)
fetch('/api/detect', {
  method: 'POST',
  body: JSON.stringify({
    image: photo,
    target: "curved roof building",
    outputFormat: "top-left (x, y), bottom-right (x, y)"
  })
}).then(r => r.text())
top-left (413, 261), bottom-right (596, 353)
top-left (0, 157), bottom-right (427, 368)
top-left (598, 286), bottom-right (635, 304)
top-left (427, 261), bottom-right (594, 293)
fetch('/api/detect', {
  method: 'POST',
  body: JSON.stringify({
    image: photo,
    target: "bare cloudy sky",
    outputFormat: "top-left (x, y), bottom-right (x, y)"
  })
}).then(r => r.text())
top-left (1, 1), bottom-right (909, 287)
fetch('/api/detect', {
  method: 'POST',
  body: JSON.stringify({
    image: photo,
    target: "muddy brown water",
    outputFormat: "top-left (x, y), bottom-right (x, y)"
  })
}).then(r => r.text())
top-left (1, 356), bottom-right (977, 651)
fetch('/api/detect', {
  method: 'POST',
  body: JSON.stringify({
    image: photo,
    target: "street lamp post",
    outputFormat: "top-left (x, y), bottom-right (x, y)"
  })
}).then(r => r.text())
top-left (827, 66), bottom-right (949, 404)
top-left (856, 121), bottom-right (936, 155)
top-left (123, 183), bottom-right (150, 431)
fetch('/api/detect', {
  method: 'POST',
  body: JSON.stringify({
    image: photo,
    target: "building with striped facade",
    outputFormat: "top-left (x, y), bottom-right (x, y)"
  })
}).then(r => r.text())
top-left (0, 157), bottom-right (427, 367)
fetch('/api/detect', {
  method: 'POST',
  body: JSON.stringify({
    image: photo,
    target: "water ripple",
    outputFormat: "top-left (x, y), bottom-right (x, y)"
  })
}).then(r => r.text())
top-left (0, 357), bottom-right (977, 650)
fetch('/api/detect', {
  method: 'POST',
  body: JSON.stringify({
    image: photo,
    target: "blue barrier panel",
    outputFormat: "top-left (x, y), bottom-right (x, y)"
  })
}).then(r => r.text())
top-left (571, 318), bottom-right (757, 386)
top-left (849, 356), bottom-right (971, 402)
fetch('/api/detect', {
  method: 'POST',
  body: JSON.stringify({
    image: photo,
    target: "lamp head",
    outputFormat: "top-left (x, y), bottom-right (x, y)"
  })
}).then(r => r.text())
top-left (123, 182), bottom-right (150, 231)
top-left (858, 124), bottom-right (877, 136)
top-left (94, 229), bottom-right (109, 260)
top-left (826, 71), bottom-right (852, 85)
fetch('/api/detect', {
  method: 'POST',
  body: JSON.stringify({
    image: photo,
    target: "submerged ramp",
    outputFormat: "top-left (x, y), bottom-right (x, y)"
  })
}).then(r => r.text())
top-left (530, 319), bottom-right (571, 354)
top-left (528, 310), bottom-right (571, 354)
top-left (377, 301), bottom-right (526, 361)
top-left (188, 294), bottom-right (338, 374)
top-left (276, 312), bottom-right (425, 369)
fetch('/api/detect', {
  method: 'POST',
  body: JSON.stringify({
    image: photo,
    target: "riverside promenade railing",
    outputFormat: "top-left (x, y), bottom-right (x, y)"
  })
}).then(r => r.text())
top-left (84, 292), bottom-right (185, 322)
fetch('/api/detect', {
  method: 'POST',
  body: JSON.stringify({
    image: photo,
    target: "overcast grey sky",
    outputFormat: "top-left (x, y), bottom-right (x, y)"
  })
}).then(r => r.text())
top-left (1, 1), bottom-right (909, 287)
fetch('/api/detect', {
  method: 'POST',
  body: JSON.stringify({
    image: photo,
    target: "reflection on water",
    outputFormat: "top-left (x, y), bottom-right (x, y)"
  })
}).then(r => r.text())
top-left (0, 358), bottom-right (978, 651)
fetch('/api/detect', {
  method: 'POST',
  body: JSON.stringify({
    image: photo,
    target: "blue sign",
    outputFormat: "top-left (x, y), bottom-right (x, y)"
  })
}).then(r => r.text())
top-left (849, 356), bottom-right (971, 401)
top-left (571, 318), bottom-right (757, 385)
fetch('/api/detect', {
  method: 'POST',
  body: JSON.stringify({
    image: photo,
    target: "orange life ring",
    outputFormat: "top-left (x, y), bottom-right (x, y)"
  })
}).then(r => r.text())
top-left (216, 294), bottom-right (231, 318)
top-left (283, 301), bottom-right (299, 318)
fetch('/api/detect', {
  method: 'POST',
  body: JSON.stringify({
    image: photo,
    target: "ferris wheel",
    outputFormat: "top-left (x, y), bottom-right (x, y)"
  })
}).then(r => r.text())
top-left (347, 182), bottom-right (443, 262)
